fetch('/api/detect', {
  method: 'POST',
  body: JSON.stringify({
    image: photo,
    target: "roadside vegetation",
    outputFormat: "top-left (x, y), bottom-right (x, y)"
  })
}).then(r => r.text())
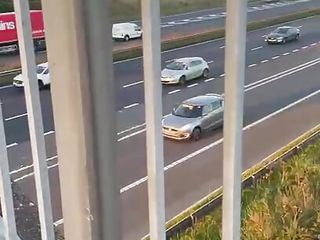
top-left (171, 139), bottom-right (320, 240)
top-left (1, 0), bottom-right (259, 21)
top-left (0, 0), bottom-right (41, 13)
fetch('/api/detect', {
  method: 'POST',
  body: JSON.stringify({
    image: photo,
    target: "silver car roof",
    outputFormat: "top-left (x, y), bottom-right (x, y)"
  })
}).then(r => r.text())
top-left (38, 62), bottom-right (48, 68)
top-left (183, 95), bottom-right (222, 106)
top-left (174, 57), bottom-right (204, 64)
top-left (276, 26), bottom-right (296, 29)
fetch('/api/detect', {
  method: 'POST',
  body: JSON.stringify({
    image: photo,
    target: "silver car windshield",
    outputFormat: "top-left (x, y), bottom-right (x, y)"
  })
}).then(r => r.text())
top-left (166, 61), bottom-right (186, 70)
top-left (173, 104), bottom-right (203, 118)
top-left (36, 66), bottom-right (46, 74)
top-left (274, 28), bottom-right (289, 34)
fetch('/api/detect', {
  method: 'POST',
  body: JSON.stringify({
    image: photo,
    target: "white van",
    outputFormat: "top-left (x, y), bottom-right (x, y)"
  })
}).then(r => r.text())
top-left (112, 23), bottom-right (142, 41)
top-left (13, 62), bottom-right (50, 89)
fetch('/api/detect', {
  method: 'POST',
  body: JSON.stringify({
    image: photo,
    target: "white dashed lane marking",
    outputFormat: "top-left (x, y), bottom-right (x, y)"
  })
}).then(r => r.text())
top-left (124, 103), bottom-right (139, 109)
top-left (187, 83), bottom-right (199, 88)
top-left (168, 89), bottom-right (181, 95)
top-left (123, 81), bottom-right (143, 88)
top-left (204, 78), bottom-right (215, 83)
top-left (251, 46), bottom-right (263, 51)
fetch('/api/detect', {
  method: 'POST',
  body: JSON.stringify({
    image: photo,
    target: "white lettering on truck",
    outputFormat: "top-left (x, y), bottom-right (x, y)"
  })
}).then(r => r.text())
top-left (0, 21), bottom-right (15, 31)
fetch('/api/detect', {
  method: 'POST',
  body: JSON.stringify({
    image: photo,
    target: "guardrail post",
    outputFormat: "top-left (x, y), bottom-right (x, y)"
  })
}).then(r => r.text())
top-left (12, 0), bottom-right (55, 239)
top-left (222, 0), bottom-right (247, 240)
top-left (0, 103), bottom-right (18, 240)
top-left (141, 0), bottom-right (166, 239)
top-left (40, 0), bottom-right (120, 239)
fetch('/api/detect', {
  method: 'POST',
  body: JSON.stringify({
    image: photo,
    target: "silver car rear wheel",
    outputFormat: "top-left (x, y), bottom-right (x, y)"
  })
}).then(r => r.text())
top-left (202, 68), bottom-right (209, 78)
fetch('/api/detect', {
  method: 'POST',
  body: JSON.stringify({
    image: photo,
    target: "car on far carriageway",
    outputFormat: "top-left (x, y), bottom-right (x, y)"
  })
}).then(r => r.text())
top-left (161, 57), bottom-right (210, 85)
top-left (13, 62), bottom-right (50, 89)
top-left (112, 23), bottom-right (142, 41)
top-left (162, 94), bottom-right (224, 141)
top-left (265, 26), bottom-right (300, 44)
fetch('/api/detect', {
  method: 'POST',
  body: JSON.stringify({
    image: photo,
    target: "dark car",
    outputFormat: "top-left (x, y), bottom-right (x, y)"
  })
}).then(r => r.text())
top-left (265, 26), bottom-right (300, 44)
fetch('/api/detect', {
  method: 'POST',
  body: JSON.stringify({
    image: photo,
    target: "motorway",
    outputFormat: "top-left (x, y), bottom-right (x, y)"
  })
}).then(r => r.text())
top-left (1, 15), bottom-right (320, 240)
top-left (0, 0), bottom-right (320, 71)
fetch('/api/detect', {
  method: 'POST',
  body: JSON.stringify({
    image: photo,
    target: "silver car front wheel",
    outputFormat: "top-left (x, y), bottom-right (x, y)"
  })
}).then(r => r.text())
top-left (192, 127), bottom-right (201, 141)
top-left (179, 76), bottom-right (186, 85)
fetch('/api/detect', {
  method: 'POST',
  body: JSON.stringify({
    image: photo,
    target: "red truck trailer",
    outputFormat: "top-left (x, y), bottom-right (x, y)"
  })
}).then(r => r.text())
top-left (0, 10), bottom-right (45, 54)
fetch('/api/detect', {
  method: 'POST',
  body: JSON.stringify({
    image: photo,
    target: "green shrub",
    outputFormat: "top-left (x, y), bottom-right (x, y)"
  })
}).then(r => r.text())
top-left (172, 139), bottom-right (320, 239)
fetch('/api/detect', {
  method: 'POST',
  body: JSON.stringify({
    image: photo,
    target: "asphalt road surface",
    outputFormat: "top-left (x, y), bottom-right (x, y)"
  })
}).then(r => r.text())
top-left (0, 0), bottom-right (319, 70)
top-left (1, 16), bottom-right (320, 240)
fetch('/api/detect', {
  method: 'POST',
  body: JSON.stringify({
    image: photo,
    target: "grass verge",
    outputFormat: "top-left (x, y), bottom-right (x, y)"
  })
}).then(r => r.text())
top-left (171, 132), bottom-right (320, 239)
top-left (0, 0), bottom-right (259, 21)
top-left (141, 124), bottom-right (320, 240)
top-left (113, 8), bottom-right (320, 62)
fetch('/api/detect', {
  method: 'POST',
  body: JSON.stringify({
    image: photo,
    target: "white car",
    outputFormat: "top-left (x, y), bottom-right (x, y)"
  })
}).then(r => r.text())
top-left (161, 57), bottom-right (210, 85)
top-left (112, 23), bottom-right (142, 41)
top-left (13, 62), bottom-right (50, 89)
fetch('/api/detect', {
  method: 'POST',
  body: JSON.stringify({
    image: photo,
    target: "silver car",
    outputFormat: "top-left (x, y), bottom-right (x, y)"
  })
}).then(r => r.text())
top-left (162, 94), bottom-right (224, 141)
top-left (265, 26), bottom-right (300, 44)
top-left (161, 57), bottom-right (210, 85)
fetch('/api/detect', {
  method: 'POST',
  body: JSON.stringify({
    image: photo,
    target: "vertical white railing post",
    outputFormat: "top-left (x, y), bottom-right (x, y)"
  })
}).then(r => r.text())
top-left (141, 0), bottom-right (166, 239)
top-left (0, 103), bottom-right (18, 240)
top-left (40, 0), bottom-right (120, 239)
top-left (12, 0), bottom-right (55, 239)
top-left (222, 0), bottom-right (247, 239)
